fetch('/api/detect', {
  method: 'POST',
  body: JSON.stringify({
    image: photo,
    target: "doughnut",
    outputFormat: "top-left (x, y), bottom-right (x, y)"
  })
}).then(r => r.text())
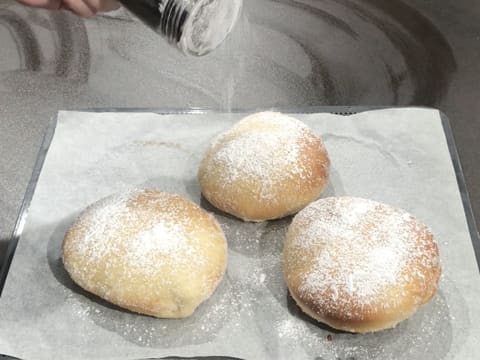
top-left (63, 189), bottom-right (227, 318)
top-left (283, 197), bottom-right (441, 333)
top-left (198, 112), bottom-right (330, 222)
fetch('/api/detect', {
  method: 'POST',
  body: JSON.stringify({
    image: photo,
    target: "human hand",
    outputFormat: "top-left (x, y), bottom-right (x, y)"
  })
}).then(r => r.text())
top-left (17, 0), bottom-right (120, 17)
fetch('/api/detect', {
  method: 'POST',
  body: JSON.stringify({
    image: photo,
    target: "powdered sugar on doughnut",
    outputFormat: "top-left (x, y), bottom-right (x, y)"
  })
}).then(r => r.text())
top-left (66, 189), bottom-right (205, 278)
top-left (212, 132), bottom-right (302, 201)
top-left (68, 189), bottom-right (138, 264)
top-left (128, 221), bottom-right (203, 274)
top-left (135, 223), bottom-right (187, 256)
top-left (285, 197), bottom-right (440, 318)
top-left (204, 112), bottom-right (327, 202)
top-left (63, 189), bottom-right (228, 318)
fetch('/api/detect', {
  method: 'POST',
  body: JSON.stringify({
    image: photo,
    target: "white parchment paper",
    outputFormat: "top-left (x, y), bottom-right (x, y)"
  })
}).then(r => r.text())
top-left (0, 108), bottom-right (479, 360)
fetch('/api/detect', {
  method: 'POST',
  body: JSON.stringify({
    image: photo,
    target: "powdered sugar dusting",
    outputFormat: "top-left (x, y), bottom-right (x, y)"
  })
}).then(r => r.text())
top-left (135, 223), bottom-right (186, 255)
top-left (127, 221), bottom-right (201, 274)
top-left (203, 112), bottom-right (327, 202)
top-left (285, 197), bottom-right (440, 319)
top-left (214, 132), bottom-right (302, 200)
top-left (65, 189), bottom-right (209, 281)
top-left (69, 189), bottom-right (137, 264)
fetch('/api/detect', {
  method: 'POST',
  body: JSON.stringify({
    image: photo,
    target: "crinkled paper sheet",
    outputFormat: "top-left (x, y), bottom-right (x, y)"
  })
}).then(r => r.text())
top-left (0, 108), bottom-right (479, 360)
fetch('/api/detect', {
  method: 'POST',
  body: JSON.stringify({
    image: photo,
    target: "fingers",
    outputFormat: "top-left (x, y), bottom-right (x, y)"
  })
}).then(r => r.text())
top-left (17, 0), bottom-right (121, 17)
top-left (62, 0), bottom-right (121, 17)
top-left (16, 0), bottom-right (62, 9)
top-left (84, 0), bottom-right (120, 12)
top-left (61, 0), bottom-right (96, 16)
top-left (61, 0), bottom-right (119, 16)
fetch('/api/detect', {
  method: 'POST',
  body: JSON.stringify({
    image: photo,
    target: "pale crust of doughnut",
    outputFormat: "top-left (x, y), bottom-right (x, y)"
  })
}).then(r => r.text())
top-left (198, 112), bottom-right (330, 222)
top-left (63, 189), bottom-right (227, 319)
top-left (290, 290), bottom-right (418, 334)
top-left (283, 197), bottom-right (441, 333)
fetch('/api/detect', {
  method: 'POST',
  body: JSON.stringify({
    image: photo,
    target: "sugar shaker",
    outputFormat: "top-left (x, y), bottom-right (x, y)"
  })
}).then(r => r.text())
top-left (119, 0), bottom-right (243, 56)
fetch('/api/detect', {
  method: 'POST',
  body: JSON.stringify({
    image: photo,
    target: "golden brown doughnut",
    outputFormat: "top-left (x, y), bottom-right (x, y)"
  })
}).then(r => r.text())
top-left (198, 112), bottom-right (330, 222)
top-left (63, 189), bottom-right (227, 318)
top-left (283, 197), bottom-right (441, 333)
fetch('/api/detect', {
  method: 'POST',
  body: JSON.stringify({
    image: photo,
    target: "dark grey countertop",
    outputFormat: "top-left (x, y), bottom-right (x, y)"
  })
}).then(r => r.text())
top-left (1, 0), bottom-right (479, 264)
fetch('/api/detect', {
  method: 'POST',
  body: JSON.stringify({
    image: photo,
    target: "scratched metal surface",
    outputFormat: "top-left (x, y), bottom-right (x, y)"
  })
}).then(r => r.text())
top-left (0, 0), bottom-right (479, 263)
